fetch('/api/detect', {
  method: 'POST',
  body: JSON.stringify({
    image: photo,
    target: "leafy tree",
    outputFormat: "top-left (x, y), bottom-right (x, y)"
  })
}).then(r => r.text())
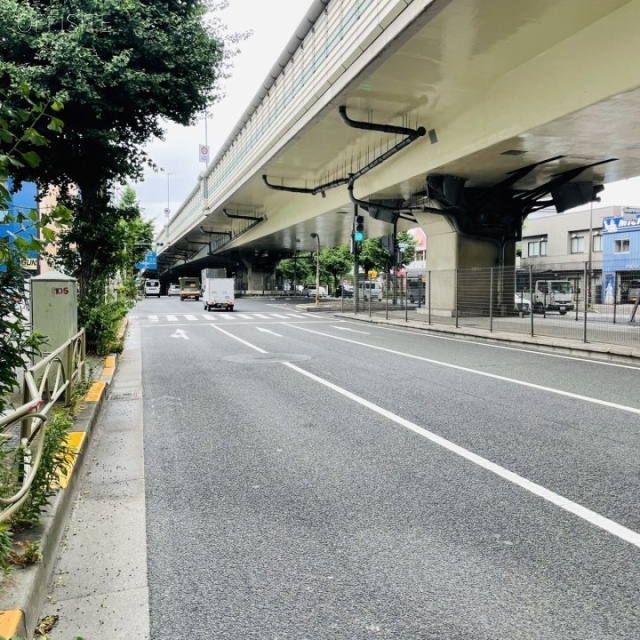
top-left (357, 231), bottom-right (417, 274)
top-left (319, 245), bottom-right (353, 293)
top-left (0, 77), bottom-right (70, 414)
top-left (276, 255), bottom-right (313, 290)
top-left (53, 184), bottom-right (153, 353)
top-left (2, 0), bottom-right (235, 298)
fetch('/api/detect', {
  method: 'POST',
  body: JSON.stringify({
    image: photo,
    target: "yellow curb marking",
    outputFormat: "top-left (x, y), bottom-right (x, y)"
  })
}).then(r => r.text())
top-left (56, 432), bottom-right (86, 489)
top-left (85, 380), bottom-right (106, 402)
top-left (104, 355), bottom-right (116, 369)
top-left (0, 609), bottom-right (23, 638)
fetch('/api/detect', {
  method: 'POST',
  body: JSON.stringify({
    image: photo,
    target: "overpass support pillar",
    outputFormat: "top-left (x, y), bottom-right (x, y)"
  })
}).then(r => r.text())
top-left (416, 213), bottom-right (516, 317)
top-left (240, 254), bottom-right (281, 295)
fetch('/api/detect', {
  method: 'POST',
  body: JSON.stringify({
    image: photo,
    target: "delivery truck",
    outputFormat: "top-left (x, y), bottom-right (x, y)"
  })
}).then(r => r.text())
top-left (201, 269), bottom-right (235, 311)
top-left (178, 276), bottom-right (201, 301)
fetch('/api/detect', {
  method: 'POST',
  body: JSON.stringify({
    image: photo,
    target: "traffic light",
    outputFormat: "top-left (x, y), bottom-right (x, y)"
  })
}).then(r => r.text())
top-left (354, 215), bottom-right (365, 242)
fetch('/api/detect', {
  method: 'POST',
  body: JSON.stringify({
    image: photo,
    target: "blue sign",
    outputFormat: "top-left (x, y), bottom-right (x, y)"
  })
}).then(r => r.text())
top-left (602, 214), bottom-right (640, 233)
top-left (135, 251), bottom-right (157, 271)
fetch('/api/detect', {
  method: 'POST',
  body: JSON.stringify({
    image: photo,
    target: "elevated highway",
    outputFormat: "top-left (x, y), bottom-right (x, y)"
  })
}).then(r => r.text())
top-left (156, 0), bottom-right (640, 300)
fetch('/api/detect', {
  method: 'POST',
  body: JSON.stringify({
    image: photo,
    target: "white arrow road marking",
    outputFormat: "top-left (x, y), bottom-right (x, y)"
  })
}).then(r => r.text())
top-left (257, 327), bottom-right (282, 337)
top-left (170, 329), bottom-right (189, 340)
top-left (332, 326), bottom-right (370, 334)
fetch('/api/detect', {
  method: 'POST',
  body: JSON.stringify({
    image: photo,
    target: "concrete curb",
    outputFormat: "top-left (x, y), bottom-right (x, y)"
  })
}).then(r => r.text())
top-left (333, 312), bottom-right (640, 364)
top-left (0, 353), bottom-right (118, 640)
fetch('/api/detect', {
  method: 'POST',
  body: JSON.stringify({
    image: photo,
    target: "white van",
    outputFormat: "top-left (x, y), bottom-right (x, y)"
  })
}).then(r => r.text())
top-left (357, 281), bottom-right (383, 301)
top-left (143, 279), bottom-right (161, 298)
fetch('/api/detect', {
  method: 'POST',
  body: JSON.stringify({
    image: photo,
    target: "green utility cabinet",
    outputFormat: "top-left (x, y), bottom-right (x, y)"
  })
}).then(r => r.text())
top-left (30, 270), bottom-right (78, 355)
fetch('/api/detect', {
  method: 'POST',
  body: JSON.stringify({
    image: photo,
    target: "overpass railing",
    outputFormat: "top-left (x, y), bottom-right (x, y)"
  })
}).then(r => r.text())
top-left (353, 263), bottom-right (640, 350)
top-left (166, 0), bottom-right (420, 246)
top-left (0, 329), bottom-right (87, 522)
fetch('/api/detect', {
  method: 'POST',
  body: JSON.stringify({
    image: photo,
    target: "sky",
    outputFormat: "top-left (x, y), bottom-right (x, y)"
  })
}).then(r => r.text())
top-left (133, 0), bottom-right (640, 231)
top-left (133, 0), bottom-right (315, 230)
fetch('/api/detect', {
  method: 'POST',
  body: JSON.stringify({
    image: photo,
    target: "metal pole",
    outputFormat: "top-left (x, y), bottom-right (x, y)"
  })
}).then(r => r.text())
top-left (368, 276), bottom-right (372, 317)
top-left (428, 271), bottom-right (432, 325)
top-left (529, 265), bottom-right (534, 337)
top-left (405, 277), bottom-right (409, 322)
top-left (489, 268), bottom-right (494, 332)
top-left (613, 272), bottom-right (617, 324)
top-left (583, 261), bottom-right (589, 342)
top-left (385, 270), bottom-right (389, 319)
top-left (455, 269), bottom-right (459, 328)
top-left (310, 233), bottom-right (320, 306)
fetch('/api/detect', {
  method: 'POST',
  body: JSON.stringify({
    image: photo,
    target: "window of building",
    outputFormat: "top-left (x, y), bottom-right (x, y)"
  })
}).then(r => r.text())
top-left (592, 233), bottom-right (602, 253)
top-left (570, 235), bottom-right (585, 254)
top-left (527, 237), bottom-right (547, 257)
top-left (614, 238), bottom-right (630, 253)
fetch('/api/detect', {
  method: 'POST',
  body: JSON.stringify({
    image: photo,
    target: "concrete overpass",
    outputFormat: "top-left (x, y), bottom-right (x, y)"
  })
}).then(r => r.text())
top-left (155, 0), bottom-right (640, 305)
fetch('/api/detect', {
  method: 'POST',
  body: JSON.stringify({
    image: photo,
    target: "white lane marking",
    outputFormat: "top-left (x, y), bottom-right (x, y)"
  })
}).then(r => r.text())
top-left (285, 313), bottom-right (303, 318)
top-left (185, 315), bottom-right (198, 321)
top-left (170, 329), bottom-right (189, 340)
top-left (270, 313), bottom-right (290, 319)
top-left (285, 324), bottom-right (640, 416)
top-left (332, 326), bottom-right (370, 334)
top-left (257, 327), bottom-right (283, 337)
top-left (201, 314), bottom-right (216, 321)
top-left (253, 313), bottom-right (271, 319)
top-left (364, 322), bottom-right (640, 370)
top-left (208, 324), bottom-right (640, 549)
top-left (167, 315), bottom-right (179, 322)
top-left (237, 314), bottom-right (254, 319)
top-left (149, 315), bottom-right (158, 322)
top-left (283, 361), bottom-right (640, 550)
top-left (218, 313), bottom-right (237, 320)
top-left (210, 324), bottom-right (268, 353)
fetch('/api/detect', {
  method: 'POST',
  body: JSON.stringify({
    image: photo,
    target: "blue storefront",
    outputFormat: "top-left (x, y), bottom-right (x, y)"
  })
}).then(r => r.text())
top-left (601, 208), bottom-right (640, 302)
top-left (0, 179), bottom-right (40, 273)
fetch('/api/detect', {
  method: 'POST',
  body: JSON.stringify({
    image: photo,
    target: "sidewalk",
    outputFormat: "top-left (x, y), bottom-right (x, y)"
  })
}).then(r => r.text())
top-left (0, 318), bottom-right (149, 639)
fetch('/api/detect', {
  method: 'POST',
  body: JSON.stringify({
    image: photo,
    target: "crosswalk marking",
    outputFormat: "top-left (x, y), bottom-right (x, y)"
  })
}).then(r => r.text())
top-left (140, 312), bottom-right (316, 322)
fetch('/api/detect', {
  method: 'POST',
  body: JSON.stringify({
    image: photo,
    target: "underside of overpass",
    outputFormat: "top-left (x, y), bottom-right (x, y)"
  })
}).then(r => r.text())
top-left (152, 0), bottom-right (640, 304)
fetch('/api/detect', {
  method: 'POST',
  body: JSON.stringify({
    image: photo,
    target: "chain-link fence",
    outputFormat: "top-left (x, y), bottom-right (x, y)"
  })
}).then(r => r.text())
top-left (351, 263), bottom-right (640, 349)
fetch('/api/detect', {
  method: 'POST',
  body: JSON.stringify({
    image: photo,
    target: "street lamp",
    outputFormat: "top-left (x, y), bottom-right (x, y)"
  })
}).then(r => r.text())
top-left (310, 232), bottom-right (320, 306)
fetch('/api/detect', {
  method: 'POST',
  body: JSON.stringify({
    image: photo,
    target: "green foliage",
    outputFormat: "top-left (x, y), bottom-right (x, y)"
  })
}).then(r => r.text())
top-left (13, 411), bottom-right (75, 528)
top-left (357, 231), bottom-right (417, 274)
top-left (319, 245), bottom-right (353, 292)
top-left (276, 256), bottom-right (313, 289)
top-left (80, 291), bottom-right (130, 356)
top-left (0, 76), bottom-right (68, 415)
top-left (0, 523), bottom-right (14, 575)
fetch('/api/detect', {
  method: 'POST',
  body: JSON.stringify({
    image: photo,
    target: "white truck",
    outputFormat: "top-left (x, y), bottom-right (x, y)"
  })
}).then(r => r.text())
top-left (531, 279), bottom-right (574, 315)
top-left (201, 269), bottom-right (235, 311)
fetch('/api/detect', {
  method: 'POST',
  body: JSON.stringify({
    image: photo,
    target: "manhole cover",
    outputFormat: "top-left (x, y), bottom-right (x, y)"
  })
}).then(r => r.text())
top-left (223, 353), bottom-right (311, 364)
top-left (109, 391), bottom-right (140, 401)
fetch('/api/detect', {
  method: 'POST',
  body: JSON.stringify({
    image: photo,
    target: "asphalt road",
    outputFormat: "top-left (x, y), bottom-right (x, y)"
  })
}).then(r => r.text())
top-left (136, 295), bottom-right (640, 639)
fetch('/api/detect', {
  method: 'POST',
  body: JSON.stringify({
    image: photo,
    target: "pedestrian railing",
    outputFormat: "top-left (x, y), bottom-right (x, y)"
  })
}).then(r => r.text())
top-left (0, 329), bottom-right (87, 522)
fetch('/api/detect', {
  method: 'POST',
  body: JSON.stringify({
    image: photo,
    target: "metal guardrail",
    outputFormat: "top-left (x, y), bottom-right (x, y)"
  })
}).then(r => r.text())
top-left (0, 329), bottom-right (87, 522)
top-left (355, 265), bottom-right (640, 350)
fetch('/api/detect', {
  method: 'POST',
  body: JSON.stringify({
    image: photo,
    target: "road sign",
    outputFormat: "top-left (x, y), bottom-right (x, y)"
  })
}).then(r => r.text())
top-left (199, 144), bottom-right (210, 163)
top-left (135, 251), bottom-right (157, 271)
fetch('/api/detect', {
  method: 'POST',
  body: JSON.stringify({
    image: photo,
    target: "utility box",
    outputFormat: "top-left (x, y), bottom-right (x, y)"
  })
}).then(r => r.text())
top-left (30, 270), bottom-right (78, 355)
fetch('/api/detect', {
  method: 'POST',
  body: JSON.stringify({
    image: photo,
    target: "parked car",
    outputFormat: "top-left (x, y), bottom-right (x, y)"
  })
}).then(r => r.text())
top-left (335, 284), bottom-right (354, 298)
top-left (514, 292), bottom-right (532, 314)
top-left (302, 284), bottom-right (327, 297)
top-left (167, 283), bottom-right (180, 296)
